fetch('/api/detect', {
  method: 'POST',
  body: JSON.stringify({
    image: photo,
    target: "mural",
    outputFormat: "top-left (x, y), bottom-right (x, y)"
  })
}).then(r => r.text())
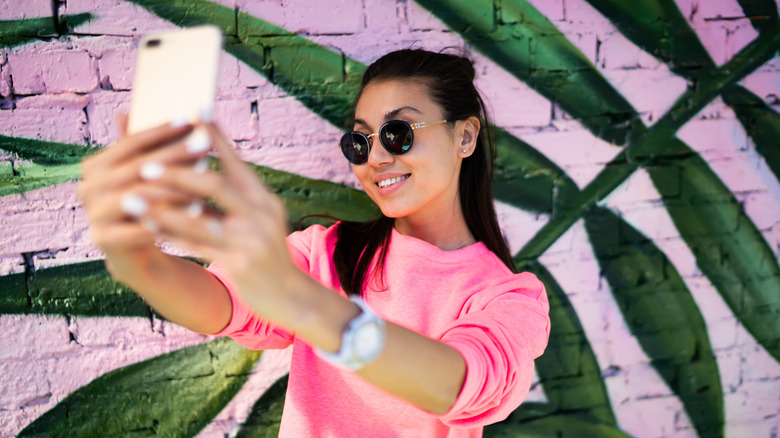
top-left (0, 0), bottom-right (778, 436)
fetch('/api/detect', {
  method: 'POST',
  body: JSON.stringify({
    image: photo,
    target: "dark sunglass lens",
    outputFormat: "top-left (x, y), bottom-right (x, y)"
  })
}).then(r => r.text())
top-left (381, 122), bottom-right (413, 154)
top-left (340, 132), bottom-right (369, 164)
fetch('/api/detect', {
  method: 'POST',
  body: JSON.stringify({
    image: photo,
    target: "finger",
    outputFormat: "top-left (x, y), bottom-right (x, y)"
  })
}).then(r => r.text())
top-left (83, 121), bottom-right (195, 177)
top-left (90, 222), bottom-right (156, 250)
top-left (203, 123), bottom-right (268, 197)
top-left (89, 184), bottom-right (198, 224)
top-left (156, 166), bottom-right (250, 215)
top-left (150, 207), bottom-right (225, 247)
top-left (115, 113), bottom-right (128, 138)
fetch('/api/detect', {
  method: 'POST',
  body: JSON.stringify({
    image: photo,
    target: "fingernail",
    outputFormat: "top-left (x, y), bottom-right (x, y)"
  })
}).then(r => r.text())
top-left (187, 200), bottom-right (204, 218)
top-left (199, 107), bottom-right (213, 123)
top-left (120, 193), bottom-right (148, 217)
top-left (139, 161), bottom-right (165, 180)
top-left (186, 129), bottom-right (211, 153)
top-left (169, 114), bottom-right (190, 128)
top-left (206, 218), bottom-right (223, 239)
top-left (140, 218), bottom-right (160, 233)
top-left (194, 157), bottom-right (210, 174)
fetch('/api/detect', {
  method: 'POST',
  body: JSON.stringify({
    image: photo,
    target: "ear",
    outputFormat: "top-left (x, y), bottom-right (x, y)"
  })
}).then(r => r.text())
top-left (457, 116), bottom-right (480, 158)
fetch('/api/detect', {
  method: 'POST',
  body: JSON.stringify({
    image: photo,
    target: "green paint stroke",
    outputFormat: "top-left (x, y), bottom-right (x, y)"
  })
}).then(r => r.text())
top-left (20, 338), bottom-right (262, 437)
top-left (648, 140), bottom-right (780, 362)
top-left (584, 0), bottom-right (715, 76)
top-left (0, 259), bottom-right (152, 317)
top-left (236, 374), bottom-right (288, 437)
top-left (736, 0), bottom-right (779, 34)
top-left (127, 0), bottom-right (363, 130)
top-left (485, 413), bottom-right (634, 438)
top-left (585, 206), bottom-right (724, 437)
top-left (525, 261), bottom-right (617, 426)
top-left (250, 163), bottom-right (379, 227)
top-left (0, 135), bottom-right (95, 196)
top-left (416, 0), bottom-right (638, 145)
top-left (722, 84), bottom-right (780, 182)
top-left (0, 14), bottom-right (93, 48)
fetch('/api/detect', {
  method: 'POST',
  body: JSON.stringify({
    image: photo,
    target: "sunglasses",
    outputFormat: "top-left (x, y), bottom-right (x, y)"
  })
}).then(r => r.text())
top-left (339, 119), bottom-right (458, 165)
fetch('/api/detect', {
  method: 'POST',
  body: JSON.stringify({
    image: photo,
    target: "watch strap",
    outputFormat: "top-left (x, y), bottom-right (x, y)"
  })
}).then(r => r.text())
top-left (315, 295), bottom-right (386, 371)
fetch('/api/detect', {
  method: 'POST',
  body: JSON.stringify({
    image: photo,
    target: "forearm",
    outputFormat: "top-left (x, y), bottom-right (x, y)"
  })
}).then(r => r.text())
top-left (277, 274), bottom-right (466, 415)
top-left (106, 248), bottom-right (232, 334)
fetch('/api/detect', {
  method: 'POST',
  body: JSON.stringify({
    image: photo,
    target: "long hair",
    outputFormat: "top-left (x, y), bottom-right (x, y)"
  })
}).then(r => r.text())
top-left (333, 48), bottom-right (517, 297)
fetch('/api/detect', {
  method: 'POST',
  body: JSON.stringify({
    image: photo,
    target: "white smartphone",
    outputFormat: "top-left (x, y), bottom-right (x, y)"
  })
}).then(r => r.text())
top-left (127, 26), bottom-right (222, 134)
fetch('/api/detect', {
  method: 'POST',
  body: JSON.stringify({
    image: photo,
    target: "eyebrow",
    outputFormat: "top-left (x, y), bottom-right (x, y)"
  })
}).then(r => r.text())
top-left (354, 106), bottom-right (423, 128)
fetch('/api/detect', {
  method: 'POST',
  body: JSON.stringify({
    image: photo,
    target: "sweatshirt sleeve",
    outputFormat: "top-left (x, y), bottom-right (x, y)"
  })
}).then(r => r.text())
top-left (437, 272), bottom-right (550, 427)
top-left (204, 225), bottom-right (328, 350)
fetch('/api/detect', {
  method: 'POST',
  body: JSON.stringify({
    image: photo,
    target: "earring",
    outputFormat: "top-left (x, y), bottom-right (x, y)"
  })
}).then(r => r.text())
top-left (462, 149), bottom-right (467, 153)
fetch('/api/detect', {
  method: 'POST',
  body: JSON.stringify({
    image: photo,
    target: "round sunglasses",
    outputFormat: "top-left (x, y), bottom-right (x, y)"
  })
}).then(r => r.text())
top-left (339, 119), bottom-right (458, 165)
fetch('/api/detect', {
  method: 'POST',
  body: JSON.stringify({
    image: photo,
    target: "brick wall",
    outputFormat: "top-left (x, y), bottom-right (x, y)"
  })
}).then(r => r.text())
top-left (0, 0), bottom-right (778, 437)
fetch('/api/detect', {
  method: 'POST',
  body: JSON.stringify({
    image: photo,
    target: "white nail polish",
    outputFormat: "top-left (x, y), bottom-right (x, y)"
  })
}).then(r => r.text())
top-left (169, 115), bottom-right (190, 128)
top-left (194, 157), bottom-right (210, 174)
top-left (187, 201), bottom-right (204, 218)
top-left (199, 107), bottom-right (213, 123)
top-left (140, 219), bottom-right (160, 233)
top-left (120, 194), bottom-right (148, 217)
top-left (139, 161), bottom-right (165, 180)
top-left (186, 129), bottom-right (211, 153)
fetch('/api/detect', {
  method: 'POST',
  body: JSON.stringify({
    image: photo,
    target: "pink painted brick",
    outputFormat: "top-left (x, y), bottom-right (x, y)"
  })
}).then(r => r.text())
top-left (1, 104), bottom-right (88, 145)
top-left (216, 51), bottom-right (244, 99)
top-left (616, 395), bottom-right (685, 438)
top-left (60, 0), bottom-right (179, 36)
top-left (741, 343), bottom-right (780, 382)
top-left (0, 207), bottom-right (78, 255)
top-left (406, 1), bottom-right (451, 32)
top-left (715, 346), bottom-right (744, 391)
top-left (477, 60), bottom-right (552, 128)
top-left (725, 419), bottom-right (780, 438)
top-left (7, 45), bottom-right (97, 94)
top-left (98, 46), bottom-right (135, 91)
top-left (562, 0), bottom-right (614, 28)
top-left (726, 22), bottom-right (760, 62)
top-left (85, 89), bottom-right (131, 146)
top-left (0, 254), bottom-right (24, 276)
top-left (723, 381), bottom-right (779, 422)
top-left (0, 0), bottom-right (50, 20)
top-left (0, 359), bottom-right (50, 410)
top-left (236, 0), bottom-right (286, 33)
top-left (363, 0), bottom-right (402, 32)
top-left (215, 98), bottom-right (256, 141)
top-left (240, 0), bottom-right (362, 35)
top-left (625, 362), bottom-right (675, 398)
top-left (0, 315), bottom-right (73, 361)
top-left (707, 316), bottom-right (740, 351)
top-left (691, 25), bottom-right (729, 66)
top-left (0, 52), bottom-right (11, 98)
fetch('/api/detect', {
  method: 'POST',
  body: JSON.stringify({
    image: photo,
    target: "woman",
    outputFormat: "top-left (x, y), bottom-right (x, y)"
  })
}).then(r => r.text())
top-left (78, 48), bottom-right (550, 437)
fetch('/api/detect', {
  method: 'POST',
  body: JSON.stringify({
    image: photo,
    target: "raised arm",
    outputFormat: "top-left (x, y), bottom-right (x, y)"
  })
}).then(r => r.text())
top-left (78, 118), bottom-right (231, 333)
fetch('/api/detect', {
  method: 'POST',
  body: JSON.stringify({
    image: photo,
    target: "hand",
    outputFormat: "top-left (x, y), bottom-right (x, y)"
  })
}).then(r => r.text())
top-left (139, 123), bottom-right (302, 318)
top-left (77, 115), bottom-right (206, 264)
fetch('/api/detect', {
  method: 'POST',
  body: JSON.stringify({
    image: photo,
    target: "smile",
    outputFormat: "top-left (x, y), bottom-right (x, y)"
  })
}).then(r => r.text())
top-left (377, 174), bottom-right (410, 188)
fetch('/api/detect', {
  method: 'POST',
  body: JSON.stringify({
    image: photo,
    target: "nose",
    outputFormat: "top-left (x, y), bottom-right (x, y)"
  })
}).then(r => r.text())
top-left (365, 134), bottom-right (393, 167)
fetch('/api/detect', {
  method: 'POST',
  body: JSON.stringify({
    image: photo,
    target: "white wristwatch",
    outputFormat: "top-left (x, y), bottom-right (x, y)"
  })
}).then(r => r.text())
top-left (316, 296), bottom-right (386, 371)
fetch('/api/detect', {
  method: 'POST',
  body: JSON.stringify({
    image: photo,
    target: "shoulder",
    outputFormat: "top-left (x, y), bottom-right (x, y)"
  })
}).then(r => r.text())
top-left (287, 222), bottom-right (340, 253)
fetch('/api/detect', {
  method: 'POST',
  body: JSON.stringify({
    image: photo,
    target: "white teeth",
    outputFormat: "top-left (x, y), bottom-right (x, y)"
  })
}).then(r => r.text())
top-left (377, 175), bottom-right (409, 188)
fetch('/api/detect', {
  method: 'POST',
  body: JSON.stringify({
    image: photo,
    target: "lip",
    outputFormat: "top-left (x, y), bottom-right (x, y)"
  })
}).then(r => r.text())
top-left (374, 172), bottom-right (411, 195)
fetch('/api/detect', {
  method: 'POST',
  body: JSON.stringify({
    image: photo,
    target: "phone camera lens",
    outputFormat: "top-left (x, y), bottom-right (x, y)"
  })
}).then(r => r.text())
top-left (146, 39), bottom-right (161, 48)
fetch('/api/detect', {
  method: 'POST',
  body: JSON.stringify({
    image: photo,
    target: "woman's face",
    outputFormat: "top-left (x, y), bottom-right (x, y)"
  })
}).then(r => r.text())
top-left (351, 80), bottom-right (467, 225)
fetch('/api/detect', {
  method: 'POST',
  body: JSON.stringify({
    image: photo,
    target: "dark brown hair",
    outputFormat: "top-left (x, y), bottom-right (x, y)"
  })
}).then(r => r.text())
top-left (333, 48), bottom-right (516, 296)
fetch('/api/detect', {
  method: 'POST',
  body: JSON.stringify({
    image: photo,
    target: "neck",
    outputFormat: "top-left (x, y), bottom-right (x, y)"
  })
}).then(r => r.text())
top-left (394, 206), bottom-right (473, 251)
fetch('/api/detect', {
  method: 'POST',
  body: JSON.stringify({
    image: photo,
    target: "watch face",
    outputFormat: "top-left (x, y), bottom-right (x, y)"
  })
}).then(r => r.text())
top-left (354, 322), bottom-right (383, 359)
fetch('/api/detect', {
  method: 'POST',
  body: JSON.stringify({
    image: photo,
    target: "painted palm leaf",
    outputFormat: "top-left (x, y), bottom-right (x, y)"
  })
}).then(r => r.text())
top-left (415, 0), bottom-right (637, 145)
top-left (722, 84), bottom-right (780, 181)
top-left (525, 261), bottom-right (617, 426)
top-left (236, 374), bottom-right (288, 437)
top-left (736, 0), bottom-right (779, 34)
top-left (577, 0), bottom-right (780, 362)
top-left (585, 206), bottom-right (723, 437)
top-left (19, 338), bottom-right (262, 437)
top-left (484, 413), bottom-right (634, 438)
top-left (0, 14), bottom-right (92, 48)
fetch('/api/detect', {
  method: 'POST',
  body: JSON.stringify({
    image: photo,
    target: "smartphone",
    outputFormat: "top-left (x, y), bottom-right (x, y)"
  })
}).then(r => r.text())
top-left (127, 26), bottom-right (222, 134)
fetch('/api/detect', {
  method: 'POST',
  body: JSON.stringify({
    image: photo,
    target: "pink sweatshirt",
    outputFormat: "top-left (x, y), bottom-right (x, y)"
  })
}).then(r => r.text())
top-left (207, 224), bottom-right (550, 437)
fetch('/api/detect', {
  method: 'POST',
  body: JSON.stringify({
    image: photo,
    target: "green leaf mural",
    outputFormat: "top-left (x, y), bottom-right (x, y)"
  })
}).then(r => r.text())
top-left (236, 374), bottom-right (289, 438)
top-left (0, 14), bottom-right (93, 48)
top-left (525, 261), bottom-right (617, 426)
top-left (20, 338), bottom-right (262, 437)
top-left (585, 206), bottom-right (723, 437)
top-left (1, 0), bottom-right (778, 437)
top-left (722, 84), bottom-right (780, 182)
